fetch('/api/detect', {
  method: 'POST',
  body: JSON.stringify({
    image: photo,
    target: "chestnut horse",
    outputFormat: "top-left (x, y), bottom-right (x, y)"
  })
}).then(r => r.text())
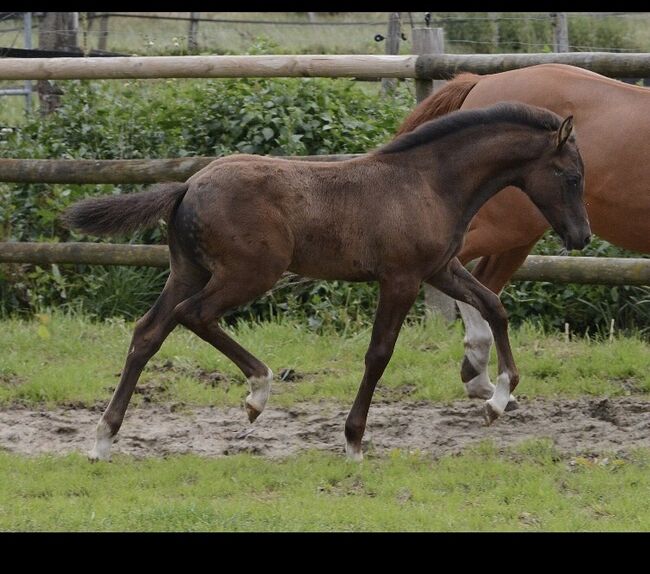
top-left (397, 63), bottom-right (650, 408)
top-left (63, 102), bottom-right (589, 461)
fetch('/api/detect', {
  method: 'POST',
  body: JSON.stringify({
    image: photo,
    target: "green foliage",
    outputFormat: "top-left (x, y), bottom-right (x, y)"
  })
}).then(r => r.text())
top-left (568, 15), bottom-right (635, 52)
top-left (0, 65), bottom-right (414, 322)
top-left (501, 232), bottom-right (650, 337)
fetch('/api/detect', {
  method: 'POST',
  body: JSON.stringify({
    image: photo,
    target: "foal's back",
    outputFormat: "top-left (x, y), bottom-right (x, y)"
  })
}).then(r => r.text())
top-left (176, 153), bottom-right (442, 281)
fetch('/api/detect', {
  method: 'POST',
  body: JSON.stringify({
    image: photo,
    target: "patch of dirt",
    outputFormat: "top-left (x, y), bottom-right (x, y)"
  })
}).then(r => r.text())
top-left (1, 396), bottom-right (649, 460)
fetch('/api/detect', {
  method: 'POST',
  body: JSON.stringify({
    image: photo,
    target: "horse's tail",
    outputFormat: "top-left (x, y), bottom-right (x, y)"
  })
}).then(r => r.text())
top-left (395, 72), bottom-right (481, 136)
top-left (61, 182), bottom-right (189, 237)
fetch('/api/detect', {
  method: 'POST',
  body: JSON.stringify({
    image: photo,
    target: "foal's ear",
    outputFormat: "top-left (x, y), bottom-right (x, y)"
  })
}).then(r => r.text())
top-left (556, 115), bottom-right (574, 150)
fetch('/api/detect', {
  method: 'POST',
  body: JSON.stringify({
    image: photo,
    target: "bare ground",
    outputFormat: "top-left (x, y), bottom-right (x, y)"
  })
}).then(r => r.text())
top-left (1, 396), bottom-right (650, 459)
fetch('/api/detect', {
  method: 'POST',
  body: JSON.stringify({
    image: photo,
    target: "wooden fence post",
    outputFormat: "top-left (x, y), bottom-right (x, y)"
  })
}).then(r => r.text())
top-left (551, 12), bottom-right (569, 53)
top-left (37, 12), bottom-right (79, 115)
top-left (98, 13), bottom-right (109, 51)
top-left (188, 12), bottom-right (200, 53)
top-left (412, 26), bottom-right (445, 101)
top-left (381, 12), bottom-right (401, 95)
top-left (413, 25), bottom-right (457, 322)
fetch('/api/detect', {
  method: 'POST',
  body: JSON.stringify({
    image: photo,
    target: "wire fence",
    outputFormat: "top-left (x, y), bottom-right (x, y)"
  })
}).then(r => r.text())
top-left (2, 12), bottom-right (650, 55)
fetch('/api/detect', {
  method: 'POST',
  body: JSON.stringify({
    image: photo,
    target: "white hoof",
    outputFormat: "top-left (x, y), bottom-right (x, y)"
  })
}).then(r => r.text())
top-left (245, 368), bottom-right (273, 423)
top-left (345, 440), bottom-right (364, 462)
top-left (464, 371), bottom-right (495, 400)
top-left (88, 420), bottom-right (113, 462)
top-left (465, 372), bottom-right (518, 410)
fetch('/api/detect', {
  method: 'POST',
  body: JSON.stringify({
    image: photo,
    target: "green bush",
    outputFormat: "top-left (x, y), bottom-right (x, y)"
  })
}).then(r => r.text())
top-left (501, 232), bottom-right (650, 338)
top-left (0, 70), bottom-right (415, 325)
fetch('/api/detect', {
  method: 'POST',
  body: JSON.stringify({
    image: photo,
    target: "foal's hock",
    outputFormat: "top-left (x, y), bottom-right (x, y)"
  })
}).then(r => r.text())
top-left (62, 101), bottom-right (590, 461)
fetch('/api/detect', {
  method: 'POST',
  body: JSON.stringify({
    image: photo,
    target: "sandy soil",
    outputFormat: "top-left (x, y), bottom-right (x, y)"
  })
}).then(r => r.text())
top-left (1, 396), bottom-right (649, 459)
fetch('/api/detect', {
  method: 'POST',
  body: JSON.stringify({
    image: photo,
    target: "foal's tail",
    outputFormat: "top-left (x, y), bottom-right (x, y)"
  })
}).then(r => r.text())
top-left (394, 72), bottom-right (480, 136)
top-left (61, 182), bottom-right (189, 237)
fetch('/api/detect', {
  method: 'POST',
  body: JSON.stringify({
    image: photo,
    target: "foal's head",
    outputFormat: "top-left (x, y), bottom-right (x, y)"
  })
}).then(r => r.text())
top-left (505, 105), bottom-right (591, 251)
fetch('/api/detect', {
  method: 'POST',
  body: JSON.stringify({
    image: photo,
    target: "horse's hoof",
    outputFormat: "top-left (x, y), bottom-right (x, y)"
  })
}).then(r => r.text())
top-left (483, 402), bottom-right (500, 426)
top-left (504, 398), bottom-right (520, 412)
top-left (245, 401), bottom-right (261, 423)
top-left (87, 449), bottom-right (109, 463)
top-left (345, 442), bottom-right (364, 462)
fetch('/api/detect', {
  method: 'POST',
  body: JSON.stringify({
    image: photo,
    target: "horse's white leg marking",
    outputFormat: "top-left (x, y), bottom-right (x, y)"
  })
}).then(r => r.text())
top-left (485, 372), bottom-right (512, 425)
top-left (88, 419), bottom-right (113, 462)
top-left (457, 301), bottom-right (496, 398)
top-left (245, 368), bottom-right (273, 423)
top-left (457, 301), bottom-right (517, 408)
top-left (345, 437), bottom-right (363, 462)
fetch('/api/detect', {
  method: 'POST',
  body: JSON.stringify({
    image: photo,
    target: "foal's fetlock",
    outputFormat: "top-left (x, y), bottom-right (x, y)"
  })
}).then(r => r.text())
top-left (484, 371), bottom-right (518, 425)
top-left (245, 368), bottom-right (273, 423)
top-left (463, 371), bottom-right (495, 400)
top-left (345, 440), bottom-right (364, 462)
top-left (88, 419), bottom-right (115, 462)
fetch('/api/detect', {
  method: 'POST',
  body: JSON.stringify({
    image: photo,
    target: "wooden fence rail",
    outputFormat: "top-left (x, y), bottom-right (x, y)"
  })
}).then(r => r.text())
top-left (0, 155), bottom-right (360, 183)
top-left (3, 52), bottom-right (650, 81)
top-left (1, 243), bottom-right (649, 286)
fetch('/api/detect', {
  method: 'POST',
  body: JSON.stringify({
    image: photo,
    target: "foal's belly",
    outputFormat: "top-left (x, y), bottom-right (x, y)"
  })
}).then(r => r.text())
top-left (288, 247), bottom-right (378, 282)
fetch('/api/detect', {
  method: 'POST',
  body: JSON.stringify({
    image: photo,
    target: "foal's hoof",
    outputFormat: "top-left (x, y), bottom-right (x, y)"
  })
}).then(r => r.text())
top-left (245, 402), bottom-right (262, 423)
top-left (483, 401), bottom-right (501, 426)
top-left (504, 398), bottom-right (520, 412)
top-left (345, 441), bottom-right (364, 462)
top-left (87, 449), bottom-right (110, 463)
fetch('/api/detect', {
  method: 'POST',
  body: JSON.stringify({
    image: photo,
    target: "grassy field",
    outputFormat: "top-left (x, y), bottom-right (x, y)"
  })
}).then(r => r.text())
top-left (1, 313), bottom-right (649, 409)
top-left (2, 441), bottom-right (649, 531)
top-left (1, 313), bottom-right (649, 531)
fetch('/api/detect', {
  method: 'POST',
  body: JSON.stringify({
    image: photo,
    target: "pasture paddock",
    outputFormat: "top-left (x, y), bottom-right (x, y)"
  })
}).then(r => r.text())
top-left (60, 102), bottom-right (589, 461)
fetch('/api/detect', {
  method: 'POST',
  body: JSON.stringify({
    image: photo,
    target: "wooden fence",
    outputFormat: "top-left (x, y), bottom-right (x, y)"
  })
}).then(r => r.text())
top-left (3, 52), bottom-right (650, 79)
top-left (1, 51), bottom-right (649, 288)
top-left (2, 243), bottom-right (649, 286)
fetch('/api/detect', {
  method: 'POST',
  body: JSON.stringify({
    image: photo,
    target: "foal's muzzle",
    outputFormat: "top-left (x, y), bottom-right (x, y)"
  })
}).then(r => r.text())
top-left (563, 231), bottom-right (591, 251)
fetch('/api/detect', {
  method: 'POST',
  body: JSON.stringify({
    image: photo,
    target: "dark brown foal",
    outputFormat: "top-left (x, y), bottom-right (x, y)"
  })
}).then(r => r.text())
top-left (63, 102), bottom-right (590, 461)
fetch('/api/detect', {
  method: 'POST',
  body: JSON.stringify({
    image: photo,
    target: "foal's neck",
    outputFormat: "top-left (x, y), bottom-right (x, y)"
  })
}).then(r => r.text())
top-left (430, 126), bottom-right (550, 230)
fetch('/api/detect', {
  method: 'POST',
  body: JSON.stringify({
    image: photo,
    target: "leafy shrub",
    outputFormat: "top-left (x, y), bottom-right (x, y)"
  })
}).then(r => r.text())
top-left (501, 232), bottom-right (650, 337)
top-left (0, 71), bottom-right (415, 325)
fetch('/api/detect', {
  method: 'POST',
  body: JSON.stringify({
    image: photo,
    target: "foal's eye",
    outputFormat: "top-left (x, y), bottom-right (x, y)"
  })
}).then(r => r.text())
top-left (566, 175), bottom-right (581, 187)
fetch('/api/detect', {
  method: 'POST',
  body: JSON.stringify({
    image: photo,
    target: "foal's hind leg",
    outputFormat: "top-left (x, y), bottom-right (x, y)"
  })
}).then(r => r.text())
top-left (89, 272), bottom-right (203, 461)
top-left (173, 263), bottom-right (287, 422)
top-left (428, 258), bottom-right (520, 426)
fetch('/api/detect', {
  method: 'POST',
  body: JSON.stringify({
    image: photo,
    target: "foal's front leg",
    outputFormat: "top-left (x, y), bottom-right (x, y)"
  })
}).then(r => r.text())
top-left (427, 258), bottom-right (519, 425)
top-left (344, 276), bottom-right (421, 461)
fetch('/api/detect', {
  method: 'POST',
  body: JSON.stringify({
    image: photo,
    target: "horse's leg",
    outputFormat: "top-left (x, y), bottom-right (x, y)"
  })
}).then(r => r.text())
top-left (89, 271), bottom-right (204, 461)
top-left (456, 242), bottom-right (536, 410)
top-left (173, 262), bottom-right (287, 423)
top-left (344, 275), bottom-right (421, 461)
top-left (428, 258), bottom-right (520, 426)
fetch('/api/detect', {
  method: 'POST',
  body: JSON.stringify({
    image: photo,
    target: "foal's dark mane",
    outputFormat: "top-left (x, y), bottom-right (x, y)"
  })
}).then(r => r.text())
top-left (377, 102), bottom-right (561, 156)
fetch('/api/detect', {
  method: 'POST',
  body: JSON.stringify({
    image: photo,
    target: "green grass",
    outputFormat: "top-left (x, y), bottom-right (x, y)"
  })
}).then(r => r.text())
top-left (1, 441), bottom-right (649, 531)
top-left (0, 313), bottom-right (649, 409)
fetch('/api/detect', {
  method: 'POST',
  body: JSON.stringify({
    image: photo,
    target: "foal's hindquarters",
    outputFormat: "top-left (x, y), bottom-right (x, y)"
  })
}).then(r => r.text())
top-left (89, 174), bottom-right (296, 461)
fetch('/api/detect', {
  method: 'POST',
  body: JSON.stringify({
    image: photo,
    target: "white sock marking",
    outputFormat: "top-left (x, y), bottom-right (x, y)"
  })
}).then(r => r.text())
top-left (458, 301), bottom-right (517, 405)
top-left (486, 373), bottom-right (512, 417)
top-left (458, 301), bottom-right (493, 373)
top-left (245, 368), bottom-right (273, 414)
top-left (345, 439), bottom-right (363, 462)
top-left (88, 419), bottom-right (113, 461)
